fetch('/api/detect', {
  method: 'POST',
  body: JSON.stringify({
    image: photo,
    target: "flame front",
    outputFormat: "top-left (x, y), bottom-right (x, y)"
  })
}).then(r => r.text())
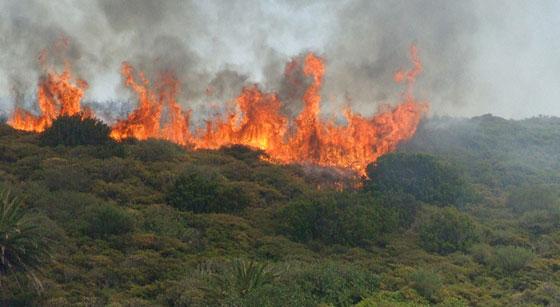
top-left (109, 63), bottom-right (192, 145)
top-left (8, 65), bottom-right (90, 132)
top-left (8, 46), bottom-right (428, 175)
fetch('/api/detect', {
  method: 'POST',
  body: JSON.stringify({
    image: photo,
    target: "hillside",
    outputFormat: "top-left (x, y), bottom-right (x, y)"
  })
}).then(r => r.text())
top-left (1, 115), bottom-right (559, 306)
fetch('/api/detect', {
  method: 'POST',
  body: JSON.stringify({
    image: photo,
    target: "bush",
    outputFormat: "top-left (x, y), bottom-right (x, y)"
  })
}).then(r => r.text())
top-left (373, 190), bottom-right (419, 228)
top-left (506, 185), bottom-right (559, 213)
top-left (489, 245), bottom-right (534, 274)
top-left (408, 269), bottom-right (442, 302)
top-left (84, 204), bottom-right (134, 239)
top-left (210, 259), bottom-right (277, 302)
top-left (520, 209), bottom-right (560, 235)
top-left (39, 162), bottom-right (92, 192)
top-left (126, 139), bottom-right (186, 162)
top-left (219, 145), bottom-right (265, 164)
top-left (39, 114), bottom-right (111, 146)
top-left (365, 153), bottom-right (475, 207)
top-left (166, 167), bottom-right (251, 213)
top-left (470, 243), bottom-right (494, 265)
top-left (419, 207), bottom-right (479, 255)
top-left (0, 187), bottom-right (50, 287)
top-left (277, 192), bottom-right (397, 246)
top-left (356, 290), bottom-right (427, 307)
top-left (286, 262), bottom-right (380, 307)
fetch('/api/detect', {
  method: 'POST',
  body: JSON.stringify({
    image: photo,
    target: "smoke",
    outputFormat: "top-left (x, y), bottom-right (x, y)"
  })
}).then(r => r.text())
top-left (321, 0), bottom-right (477, 116)
top-left (0, 0), bottom-right (558, 119)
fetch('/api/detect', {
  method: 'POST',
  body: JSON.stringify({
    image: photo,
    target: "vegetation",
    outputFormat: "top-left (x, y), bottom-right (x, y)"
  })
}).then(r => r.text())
top-left (39, 114), bottom-right (111, 146)
top-left (419, 207), bottom-right (479, 254)
top-left (0, 114), bottom-right (559, 305)
top-left (489, 245), bottom-right (534, 274)
top-left (0, 187), bottom-right (50, 294)
top-left (365, 152), bottom-right (475, 207)
top-left (408, 269), bottom-right (442, 302)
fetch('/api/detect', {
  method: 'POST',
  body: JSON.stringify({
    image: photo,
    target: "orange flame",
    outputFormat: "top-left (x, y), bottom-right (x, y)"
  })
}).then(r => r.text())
top-left (109, 63), bottom-right (192, 145)
top-left (8, 63), bottom-right (90, 132)
top-left (108, 46), bottom-right (428, 175)
top-left (8, 45), bottom-right (428, 175)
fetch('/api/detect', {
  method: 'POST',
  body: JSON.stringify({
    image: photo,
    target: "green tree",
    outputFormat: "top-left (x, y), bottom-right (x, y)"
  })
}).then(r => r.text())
top-left (419, 207), bottom-right (479, 255)
top-left (39, 114), bottom-right (111, 146)
top-left (0, 187), bottom-right (50, 291)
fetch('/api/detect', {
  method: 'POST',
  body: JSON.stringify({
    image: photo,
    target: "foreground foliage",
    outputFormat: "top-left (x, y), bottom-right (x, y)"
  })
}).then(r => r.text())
top-left (0, 114), bottom-right (559, 306)
top-left (0, 187), bottom-right (50, 294)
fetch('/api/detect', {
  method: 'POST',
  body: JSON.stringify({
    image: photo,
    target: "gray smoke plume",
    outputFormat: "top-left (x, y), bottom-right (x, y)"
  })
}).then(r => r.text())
top-left (0, 0), bottom-right (558, 119)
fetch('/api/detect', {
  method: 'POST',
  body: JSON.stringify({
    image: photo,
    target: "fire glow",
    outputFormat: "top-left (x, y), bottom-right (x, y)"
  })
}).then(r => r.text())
top-left (8, 46), bottom-right (429, 176)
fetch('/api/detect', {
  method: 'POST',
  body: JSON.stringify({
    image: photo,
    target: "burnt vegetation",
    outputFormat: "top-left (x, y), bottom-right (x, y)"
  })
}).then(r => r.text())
top-left (0, 114), bottom-right (560, 306)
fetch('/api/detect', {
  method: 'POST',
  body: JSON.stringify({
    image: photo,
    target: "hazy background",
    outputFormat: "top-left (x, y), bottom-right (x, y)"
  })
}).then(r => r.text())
top-left (0, 0), bottom-right (558, 120)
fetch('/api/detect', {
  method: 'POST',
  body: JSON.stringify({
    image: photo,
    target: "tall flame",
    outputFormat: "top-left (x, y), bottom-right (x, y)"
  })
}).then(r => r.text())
top-left (8, 64), bottom-right (90, 132)
top-left (109, 63), bottom-right (192, 145)
top-left (8, 45), bottom-right (428, 175)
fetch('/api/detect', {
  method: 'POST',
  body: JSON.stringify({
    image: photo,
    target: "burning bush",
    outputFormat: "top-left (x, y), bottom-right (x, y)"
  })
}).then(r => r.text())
top-left (39, 114), bottom-right (111, 146)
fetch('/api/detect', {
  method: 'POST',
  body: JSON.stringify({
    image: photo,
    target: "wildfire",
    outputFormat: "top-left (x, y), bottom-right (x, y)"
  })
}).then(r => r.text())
top-left (8, 67), bottom-right (90, 133)
top-left (8, 48), bottom-right (91, 132)
top-left (8, 45), bottom-right (428, 176)
top-left (109, 63), bottom-right (192, 145)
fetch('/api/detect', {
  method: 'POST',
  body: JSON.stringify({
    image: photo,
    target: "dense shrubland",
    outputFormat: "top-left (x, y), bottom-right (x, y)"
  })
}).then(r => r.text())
top-left (0, 114), bottom-right (559, 306)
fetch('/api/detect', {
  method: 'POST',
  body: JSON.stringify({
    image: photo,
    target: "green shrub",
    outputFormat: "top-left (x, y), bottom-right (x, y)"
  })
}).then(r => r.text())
top-left (365, 153), bottom-right (475, 207)
top-left (39, 163), bottom-right (92, 192)
top-left (419, 207), bottom-right (478, 255)
top-left (166, 166), bottom-right (250, 213)
top-left (219, 261), bottom-right (382, 307)
top-left (277, 192), bottom-right (396, 246)
top-left (288, 262), bottom-right (380, 307)
top-left (356, 290), bottom-right (427, 307)
top-left (219, 145), bottom-right (265, 164)
top-left (126, 139), bottom-right (186, 162)
top-left (210, 259), bottom-right (277, 301)
top-left (507, 185), bottom-right (560, 213)
top-left (520, 209), bottom-right (559, 235)
top-left (469, 243), bottom-right (494, 265)
top-left (83, 204), bottom-right (134, 239)
top-left (0, 187), bottom-right (51, 291)
top-left (515, 282), bottom-right (560, 306)
top-left (141, 204), bottom-right (195, 240)
top-left (373, 190), bottom-right (419, 228)
top-left (489, 245), bottom-right (534, 274)
top-left (408, 269), bottom-right (442, 302)
top-left (39, 114), bottom-right (111, 146)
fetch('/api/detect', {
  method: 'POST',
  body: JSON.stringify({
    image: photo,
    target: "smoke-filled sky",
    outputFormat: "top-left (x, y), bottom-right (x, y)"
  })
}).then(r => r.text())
top-left (0, 0), bottom-right (559, 119)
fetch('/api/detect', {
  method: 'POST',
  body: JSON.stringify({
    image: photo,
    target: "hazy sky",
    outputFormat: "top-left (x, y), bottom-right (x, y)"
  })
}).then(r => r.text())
top-left (0, 0), bottom-right (559, 119)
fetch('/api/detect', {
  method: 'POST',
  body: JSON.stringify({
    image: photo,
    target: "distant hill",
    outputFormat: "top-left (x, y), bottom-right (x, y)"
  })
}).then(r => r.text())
top-left (400, 114), bottom-right (560, 188)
